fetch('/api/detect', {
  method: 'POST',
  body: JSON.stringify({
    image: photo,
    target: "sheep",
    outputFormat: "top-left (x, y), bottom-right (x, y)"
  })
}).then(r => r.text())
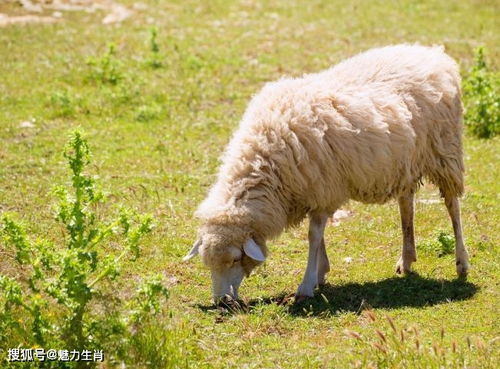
top-left (184, 44), bottom-right (470, 302)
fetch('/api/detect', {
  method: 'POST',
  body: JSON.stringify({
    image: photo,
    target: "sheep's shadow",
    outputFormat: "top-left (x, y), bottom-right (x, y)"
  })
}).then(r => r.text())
top-left (248, 274), bottom-right (478, 317)
top-left (196, 274), bottom-right (478, 318)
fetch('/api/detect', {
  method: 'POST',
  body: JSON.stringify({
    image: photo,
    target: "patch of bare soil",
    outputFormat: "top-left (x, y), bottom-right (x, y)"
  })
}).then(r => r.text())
top-left (0, 0), bottom-right (134, 26)
top-left (331, 209), bottom-right (353, 226)
top-left (0, 12), bottom-right (56, 25)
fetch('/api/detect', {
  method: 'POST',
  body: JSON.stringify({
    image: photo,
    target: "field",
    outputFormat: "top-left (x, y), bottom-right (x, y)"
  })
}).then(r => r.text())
top-left (0, 0), bottom-right (499, 368)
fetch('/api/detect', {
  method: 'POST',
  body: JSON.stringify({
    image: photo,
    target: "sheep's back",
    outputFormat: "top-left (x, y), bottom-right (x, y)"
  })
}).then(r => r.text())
top-left (217, 45), bottom-right (463, 215)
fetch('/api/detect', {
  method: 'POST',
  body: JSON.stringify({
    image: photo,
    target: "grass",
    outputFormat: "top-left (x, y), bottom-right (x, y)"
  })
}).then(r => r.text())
top-left (0, 0), bottom-right (499, 367)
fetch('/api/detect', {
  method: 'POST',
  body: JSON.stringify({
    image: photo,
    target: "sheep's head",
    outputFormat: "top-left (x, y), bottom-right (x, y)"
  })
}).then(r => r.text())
top-left (183, 223), bottom-right (266, 302)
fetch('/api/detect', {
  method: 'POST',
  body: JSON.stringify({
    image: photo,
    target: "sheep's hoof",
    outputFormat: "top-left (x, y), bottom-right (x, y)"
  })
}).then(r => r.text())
top-left (395, 257), bottom-right (413, 275)
top-left (294, 294), bottom-right (310, 303)
top-left (296, 284), bottom-right (315, 300)
top-left (456, 260), bottom-right (470, 279)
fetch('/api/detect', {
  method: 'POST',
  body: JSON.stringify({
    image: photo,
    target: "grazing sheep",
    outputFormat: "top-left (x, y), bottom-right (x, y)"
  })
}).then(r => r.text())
top-left (184, 44), bottom-right (470, 301)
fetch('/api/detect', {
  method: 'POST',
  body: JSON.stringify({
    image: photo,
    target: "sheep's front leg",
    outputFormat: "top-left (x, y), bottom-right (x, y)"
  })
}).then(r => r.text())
top-left (396, 192), bottom-right (416, 274)
top-left (316, 237), bottom-right (330, 285)
top-left (444, 195), bottom-right (470, 277)
top-left (296, 214), bottom-right (328, 299)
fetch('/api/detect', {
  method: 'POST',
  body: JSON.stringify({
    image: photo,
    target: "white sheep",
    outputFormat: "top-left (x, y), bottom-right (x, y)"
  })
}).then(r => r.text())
top-left (184, 44), bottom-right (470, 302)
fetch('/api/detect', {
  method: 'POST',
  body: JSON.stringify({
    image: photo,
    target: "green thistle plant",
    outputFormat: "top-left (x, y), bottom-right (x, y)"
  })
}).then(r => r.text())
top-left (0, 131), bottom-right (167, 367)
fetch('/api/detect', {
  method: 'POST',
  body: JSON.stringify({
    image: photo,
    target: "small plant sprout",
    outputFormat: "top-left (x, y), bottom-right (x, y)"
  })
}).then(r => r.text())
top-left (147, 26), bottom-right (163, 69)
top-left (419, 230), bottom-right (455, 257)
top-left (86, 43), bottom-right (123, 85)
top-left (50, 90), bottom-right (74, 118)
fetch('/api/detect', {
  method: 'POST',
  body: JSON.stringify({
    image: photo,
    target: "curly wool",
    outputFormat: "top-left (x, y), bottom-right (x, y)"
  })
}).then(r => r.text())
top-left (196, 44), bottom-right (464, 268)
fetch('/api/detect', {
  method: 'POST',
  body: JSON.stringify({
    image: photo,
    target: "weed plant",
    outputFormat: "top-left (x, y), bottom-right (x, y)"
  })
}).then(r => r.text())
top-left (463, 47), bottom-right (499, 138)
top-left (344, 311), bottom-right (497, 369)
top-left (146, 27), bottom-right (163, 69)
top-left (86, 44), bottom-right (123, 85)
top-left (0, 132), bottom-right (168, 367)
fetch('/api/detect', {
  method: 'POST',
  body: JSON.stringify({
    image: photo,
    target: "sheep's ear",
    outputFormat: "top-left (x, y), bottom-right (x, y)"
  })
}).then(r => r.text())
top-left (183, 239), bottom-right (201, 261)
top-left (243, 239), bottom-right (266, 262)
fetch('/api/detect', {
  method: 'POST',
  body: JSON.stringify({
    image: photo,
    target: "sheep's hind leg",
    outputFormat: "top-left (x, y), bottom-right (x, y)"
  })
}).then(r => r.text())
top-left (396, 192), bottom-right (417, 274)
top-left (444, 194), bottom-right (470, 277)
top-left (296, 214), bottom-right (329, 300)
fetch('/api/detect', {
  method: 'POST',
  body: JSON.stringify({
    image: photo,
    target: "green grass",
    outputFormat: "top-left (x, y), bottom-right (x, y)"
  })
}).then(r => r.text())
top-left (0, 0), bottom-right (499, 367)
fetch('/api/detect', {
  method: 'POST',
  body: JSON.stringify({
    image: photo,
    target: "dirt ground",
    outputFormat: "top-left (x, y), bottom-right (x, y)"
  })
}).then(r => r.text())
top-left (0, 0), bottom-right (134, 26)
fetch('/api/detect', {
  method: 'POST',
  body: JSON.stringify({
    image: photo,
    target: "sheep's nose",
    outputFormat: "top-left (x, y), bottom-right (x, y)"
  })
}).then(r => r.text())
top-left (214, 294), bottom-right (247, 311)
top-left (217, 295), bottom-right (232, 304)
top-left (214, 293), bottom-right (235, 305)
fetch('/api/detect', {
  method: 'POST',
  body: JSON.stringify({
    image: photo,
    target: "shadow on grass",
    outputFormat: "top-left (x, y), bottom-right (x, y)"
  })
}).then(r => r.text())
top-left (196, 274), bottom-right (478, 318)
top-left (250, 274), bottom-right (478, 317)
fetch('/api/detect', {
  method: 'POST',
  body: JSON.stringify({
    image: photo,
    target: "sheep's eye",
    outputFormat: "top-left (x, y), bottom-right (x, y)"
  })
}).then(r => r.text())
top-left (233, 258), bottom-right (241, 264)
